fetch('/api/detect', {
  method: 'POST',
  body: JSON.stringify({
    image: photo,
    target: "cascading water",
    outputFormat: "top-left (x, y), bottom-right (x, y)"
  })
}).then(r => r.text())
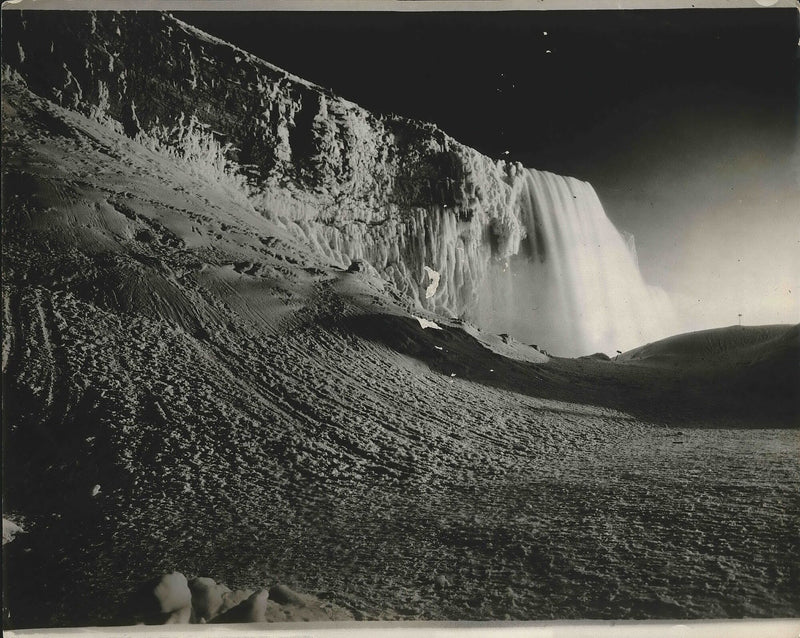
top-left (475, 169), bottom-right (676, 357)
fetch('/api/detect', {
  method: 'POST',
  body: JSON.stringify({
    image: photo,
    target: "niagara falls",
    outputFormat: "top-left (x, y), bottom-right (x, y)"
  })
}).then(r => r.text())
top-left (476, 168), bottom-right (677, 356)
top-left (1, 3), bottom-right (798, 634)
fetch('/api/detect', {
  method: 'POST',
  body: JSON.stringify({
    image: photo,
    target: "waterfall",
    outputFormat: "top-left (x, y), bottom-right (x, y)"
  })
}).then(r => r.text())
top-left (475, 169), bottom-right (676, 357)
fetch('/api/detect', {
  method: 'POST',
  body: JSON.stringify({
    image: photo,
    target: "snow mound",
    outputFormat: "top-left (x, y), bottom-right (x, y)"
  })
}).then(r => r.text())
top-left (127, 573), bottom-right (353, 624)
top-left (618, 324), bottom-right (798, 369)
top-left (458, 322), bottom-right (549, 364)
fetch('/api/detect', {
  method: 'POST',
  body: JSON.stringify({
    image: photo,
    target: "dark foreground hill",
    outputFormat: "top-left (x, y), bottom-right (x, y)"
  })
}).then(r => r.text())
top-left (615, 324), bottom-right (799, 425)
top-left (619, 324), bottom-right (798, 367)
top-left (1, 11), bottom-right (798, 630)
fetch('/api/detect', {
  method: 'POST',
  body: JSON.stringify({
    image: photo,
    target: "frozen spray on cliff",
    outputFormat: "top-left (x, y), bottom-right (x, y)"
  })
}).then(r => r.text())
top-left (2, 10), bottom-right (677, 358)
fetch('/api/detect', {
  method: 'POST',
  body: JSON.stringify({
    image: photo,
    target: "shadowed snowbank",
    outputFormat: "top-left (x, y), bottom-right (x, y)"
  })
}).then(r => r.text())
top-left (618, 324), bottom-right (799, 369)
top-left (346, 313), bottom-right (799, 428)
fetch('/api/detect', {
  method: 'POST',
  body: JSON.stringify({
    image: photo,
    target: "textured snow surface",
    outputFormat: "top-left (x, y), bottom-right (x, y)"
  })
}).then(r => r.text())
top-left (2, 11), bottom-right (798, 630)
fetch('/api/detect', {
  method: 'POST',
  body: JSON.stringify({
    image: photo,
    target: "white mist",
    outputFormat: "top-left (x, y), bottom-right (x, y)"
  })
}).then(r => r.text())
top-left (476, 169), bottom-right (677, 357)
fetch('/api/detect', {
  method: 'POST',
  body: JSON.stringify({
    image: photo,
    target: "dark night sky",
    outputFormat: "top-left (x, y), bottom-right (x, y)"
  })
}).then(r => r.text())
top-left (180, 7), bottom-right (800, 329)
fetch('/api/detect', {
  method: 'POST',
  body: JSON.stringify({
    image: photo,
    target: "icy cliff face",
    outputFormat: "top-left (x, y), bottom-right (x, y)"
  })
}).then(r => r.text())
top-left (2, 10), bottom-right (675, 355)
top-left (3, 10), bottom-right (525, 316)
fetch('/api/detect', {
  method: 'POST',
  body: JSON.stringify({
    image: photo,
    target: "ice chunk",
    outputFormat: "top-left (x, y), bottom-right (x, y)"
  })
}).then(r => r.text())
top-left (423, 266), bottom-right (440, 299)
top-left (415, 316), bottom-right (442, 330)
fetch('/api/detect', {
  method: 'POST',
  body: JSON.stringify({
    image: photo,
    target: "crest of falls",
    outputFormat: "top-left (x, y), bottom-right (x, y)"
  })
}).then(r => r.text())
top-left (473, 169), bottom-right (677, 357)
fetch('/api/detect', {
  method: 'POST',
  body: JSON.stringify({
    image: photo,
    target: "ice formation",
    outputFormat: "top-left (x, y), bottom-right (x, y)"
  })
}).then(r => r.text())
top-left (3, 10), bottom-right (676, 357)
top-left (415, 317), bottom-right (443, 331)
top-left (423, 266), bottom-right (440, 299)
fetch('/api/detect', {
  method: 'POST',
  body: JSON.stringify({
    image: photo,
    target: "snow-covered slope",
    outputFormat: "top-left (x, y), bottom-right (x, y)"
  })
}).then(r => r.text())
top-left (1, 76), bottom-right (645, 627)
top-left (618, 324), bottom-right (799, 369)
top-left (2, 10), bottom-right (797, 630)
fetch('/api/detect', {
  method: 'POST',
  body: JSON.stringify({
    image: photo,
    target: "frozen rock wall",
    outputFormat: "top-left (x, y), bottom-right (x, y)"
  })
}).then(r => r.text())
top-left (2, 10), bottom-right (527, 316)
top-left (3, 10), bottom-right (675, 355)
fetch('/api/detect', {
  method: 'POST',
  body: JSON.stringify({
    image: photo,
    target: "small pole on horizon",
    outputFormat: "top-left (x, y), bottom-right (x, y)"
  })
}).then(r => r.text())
top-left (738, 313), bottom-right (742, 327)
